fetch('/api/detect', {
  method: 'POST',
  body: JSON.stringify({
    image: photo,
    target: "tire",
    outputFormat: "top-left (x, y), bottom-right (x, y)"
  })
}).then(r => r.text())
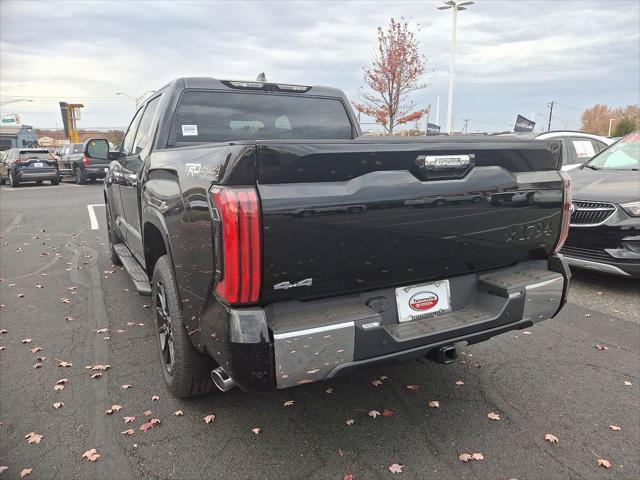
top-left (36, 180), bottom-right (43, 185)
top-left (152, 255), bottom-right (215, 398)
top-left (0, 177), bottom-right (5, 185)
top-left (75, 167), bottom-right (87, 185)
top-left (9, 171), bottom-right (19, 187)
top-left (105, 204), bottom-right (122, 266)
top-left (50, 177), bottom-right (60, 185)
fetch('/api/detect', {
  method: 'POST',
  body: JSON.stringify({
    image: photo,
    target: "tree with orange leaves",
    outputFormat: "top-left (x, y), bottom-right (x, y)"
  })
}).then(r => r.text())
top-left (355, 18), bottom-right (429, 135)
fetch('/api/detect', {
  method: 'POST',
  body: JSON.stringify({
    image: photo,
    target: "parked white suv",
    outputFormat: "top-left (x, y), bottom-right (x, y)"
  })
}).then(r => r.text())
top-left (534, 131), bottom-right (614, 171)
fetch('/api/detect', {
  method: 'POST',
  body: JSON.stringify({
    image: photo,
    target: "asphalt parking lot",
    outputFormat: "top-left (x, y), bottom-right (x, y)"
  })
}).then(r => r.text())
top-left (0, 181), bottom-right (638, 480)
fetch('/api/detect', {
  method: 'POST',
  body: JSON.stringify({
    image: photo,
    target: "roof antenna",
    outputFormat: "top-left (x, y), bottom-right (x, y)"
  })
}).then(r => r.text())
top-left (256, 72), bottom-right (267, 82)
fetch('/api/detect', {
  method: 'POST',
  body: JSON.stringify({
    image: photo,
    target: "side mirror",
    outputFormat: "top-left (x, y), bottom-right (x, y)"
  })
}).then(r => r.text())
top-left (85, 138), bottom-right (109, 160)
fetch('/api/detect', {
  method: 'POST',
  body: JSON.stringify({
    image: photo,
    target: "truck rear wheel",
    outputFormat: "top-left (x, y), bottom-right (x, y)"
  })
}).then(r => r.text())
top-left (152, 255), bottom-right (215, 398)
top-left (75, 167), bottom-right (86, 185)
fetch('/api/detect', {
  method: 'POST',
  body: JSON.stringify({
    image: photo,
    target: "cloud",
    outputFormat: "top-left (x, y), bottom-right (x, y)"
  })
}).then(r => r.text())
top-left (1, 0), bottom-right (638, 132)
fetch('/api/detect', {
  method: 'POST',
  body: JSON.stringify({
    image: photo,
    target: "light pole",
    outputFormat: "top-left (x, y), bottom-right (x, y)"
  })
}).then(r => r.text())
top-left (438, 0), bottom-right (474, 135)
top-left (0, 98), bottom-right (34, 107)
top-left (435, 96), bottom-right (447, 128)
top-left (116, 91), bottom-right (155, 106)
top-left (608, 118), bottom-right (617, 137)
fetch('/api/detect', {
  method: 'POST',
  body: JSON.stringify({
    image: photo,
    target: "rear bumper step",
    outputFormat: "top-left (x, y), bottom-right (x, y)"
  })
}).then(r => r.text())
top-left (211, 257), bottom-right (569, 391)
top-left (113, 243), bottom-right (151, 296)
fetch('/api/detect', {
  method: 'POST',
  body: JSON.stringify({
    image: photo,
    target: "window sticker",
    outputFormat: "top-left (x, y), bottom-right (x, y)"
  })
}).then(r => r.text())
top-left (573, 140), bottom-right (595, 158)
top-left (181, 125), bottom-right (198, 136)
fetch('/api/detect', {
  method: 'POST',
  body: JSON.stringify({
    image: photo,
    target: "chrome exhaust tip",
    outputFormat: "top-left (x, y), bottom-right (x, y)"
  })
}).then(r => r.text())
top-left (211, 367), bottom-right (235, 392)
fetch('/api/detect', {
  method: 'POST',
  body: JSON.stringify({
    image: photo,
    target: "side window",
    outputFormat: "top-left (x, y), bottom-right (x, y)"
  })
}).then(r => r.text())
top-left (121, 107), bottom-right (145, 156)
top-left (132, 95), bottom-right (161, 156)
top-left (594, 140), bottom-right (608, 153)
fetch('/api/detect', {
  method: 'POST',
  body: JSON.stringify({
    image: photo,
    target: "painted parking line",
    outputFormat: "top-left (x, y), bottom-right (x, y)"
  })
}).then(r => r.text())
top-left (87, 204), bottom-right (105, 230)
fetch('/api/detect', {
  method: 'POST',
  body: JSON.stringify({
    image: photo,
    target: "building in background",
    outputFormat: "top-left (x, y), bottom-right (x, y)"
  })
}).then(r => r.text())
top-left (0, 124), bottom-right (39, 150)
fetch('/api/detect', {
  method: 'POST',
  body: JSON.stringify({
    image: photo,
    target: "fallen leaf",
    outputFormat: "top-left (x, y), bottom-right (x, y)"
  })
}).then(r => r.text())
top-left (91, 373), bottom-right (102, 379)
top-left (33, 363), bottom-right (43, 369)
top-left (368, 410), bottom-right (381, 418)
top-left (595, 344), bottom-right (608, 351)
top-left (345, 419), bottom-right (355, 426)
top-left (124, 417), bottom-right (135, 424)
top-left (471, 453), bottom-right (484, 461)
top-left (52, 402), bottom-right (64, 409)
top-left (283, 400), bottom-right (294, 407)
top-left (36, 284), bottom-right (43, 289)
top-left (596, 291), bottom-right (604, 296)
top-left (121, 429), bottom-right (134, 435)
top-left (597, 458), bottom-right (612, 469)
top-left (609, 425), bottom-right (621, 431)
top-left (252, 427), bottom-right (262, 434)
top-left (30, 347), bottom-right (42, 353)
top-left (455, 380), bottom-right (464, 386)
top-left (459, 453), bottom-right (472, 462)
top-left (53, 384), bottom-right (64, 391)
top-left (56, 378), bottom-right (68, 385)
top-left (325, 387), bottom-right (334, 394)
top-left (0, 466), bottom-right (8, 474)
top-left (142, 304), bottom-right (150, 309)
top-left (428, 400), bottom-right (440, 408)
top-left (95, 328), bottom-right (108, 334)
top-left (121, 384), bottom-right (132, 389)
top-left (380, 375), bottom-right (388, 380)
top-left (405, 384), bottom-right (419, 391)
top-left (82, 448), bottom-right (100, 462)
top-left (58, 361), bottom-right (72, 367)
top-left (382, 408), bottom-right (394, 417)
top-left (544, 433), bottom-right (559, 443)
top-left (25, 432), bottom-right (43, 444)
top-left (59, 298), bottom-right (70, 304)
top-left (371, 379), bottom-right (383, 387)
top-left (126, 322), bottom-right (136, 326)
top-left (204, 414), bottom-right (216, 424)
top-left (624, 380), bottom-right (632, 386)
top-left (522, 331), bottom-right (532, 335)
top-left (143, 410), bottom-right (152, 416)
top-left (344, 475), bottom-right (354, 480)
top-left (388, 463), bottom-right (404, 473)
top-left (584, 313), bottom-right (592, 317)
top-left (0, 329), bottom-right (6, 334)
top-left (20, 468), bottom-right (32, 478)
top-left (17, 293), bottom-right (24, 298)
top-left (22, 338), bottom-right (33, 344)
top-left (140, 420), bottom-right (158, 432)
top-left (91, 364), bottom-right (110, 371)
top-left (115, 329), bottom-right (127, 333)
top-left (174, 410), bottom-right (183, 416)
top-left (487, 412), bottom-right (501, 421)
top-left (151, 395), bottom-right (159, 401)
top-left (111, 404), bottom-right (122, 411)
top-left (65, 316), bottom-right (73, 321)
top-left (36, 356), bottom-right (46, 361)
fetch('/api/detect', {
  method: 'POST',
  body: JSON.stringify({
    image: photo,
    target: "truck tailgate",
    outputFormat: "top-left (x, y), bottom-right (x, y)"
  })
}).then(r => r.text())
top-left (257, 139), bottom-right (564, 303)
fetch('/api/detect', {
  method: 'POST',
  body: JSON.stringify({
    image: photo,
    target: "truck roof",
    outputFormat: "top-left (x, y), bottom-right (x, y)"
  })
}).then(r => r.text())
top-left (171, 77), bottom-right (344, 98)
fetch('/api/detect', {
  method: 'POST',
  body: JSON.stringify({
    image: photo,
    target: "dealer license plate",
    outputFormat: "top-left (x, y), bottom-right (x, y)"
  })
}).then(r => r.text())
top-left (395, 280), bottom-right (452, 323)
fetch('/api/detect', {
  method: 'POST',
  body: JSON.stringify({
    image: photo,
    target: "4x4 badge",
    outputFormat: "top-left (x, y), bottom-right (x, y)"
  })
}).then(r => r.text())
top-left (274, 278), bottom-right (313, 290)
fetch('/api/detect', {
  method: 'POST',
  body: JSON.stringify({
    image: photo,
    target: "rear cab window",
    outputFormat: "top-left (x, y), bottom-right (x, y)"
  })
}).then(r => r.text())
top-left (18, 150), bottom-right (54, 161)
top-left (168, 90), bottom-right (354, 145)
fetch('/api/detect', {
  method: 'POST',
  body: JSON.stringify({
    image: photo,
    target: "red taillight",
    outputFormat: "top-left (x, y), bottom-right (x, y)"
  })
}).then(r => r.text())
top-left (553, 171), bottom-right (572, 254)
top-left (82, 156), bottom-right (90, 166)
top-left (211, 187), bottom-right (261, 304)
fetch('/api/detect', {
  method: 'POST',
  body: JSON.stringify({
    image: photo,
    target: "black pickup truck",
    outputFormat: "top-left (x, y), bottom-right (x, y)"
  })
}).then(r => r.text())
top-left (85, 77), bottom-right (572, 398)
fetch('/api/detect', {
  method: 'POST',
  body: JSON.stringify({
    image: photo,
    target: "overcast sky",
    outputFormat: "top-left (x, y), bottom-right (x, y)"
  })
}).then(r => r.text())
top-left (1, 0), bottom-right (639, 133)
